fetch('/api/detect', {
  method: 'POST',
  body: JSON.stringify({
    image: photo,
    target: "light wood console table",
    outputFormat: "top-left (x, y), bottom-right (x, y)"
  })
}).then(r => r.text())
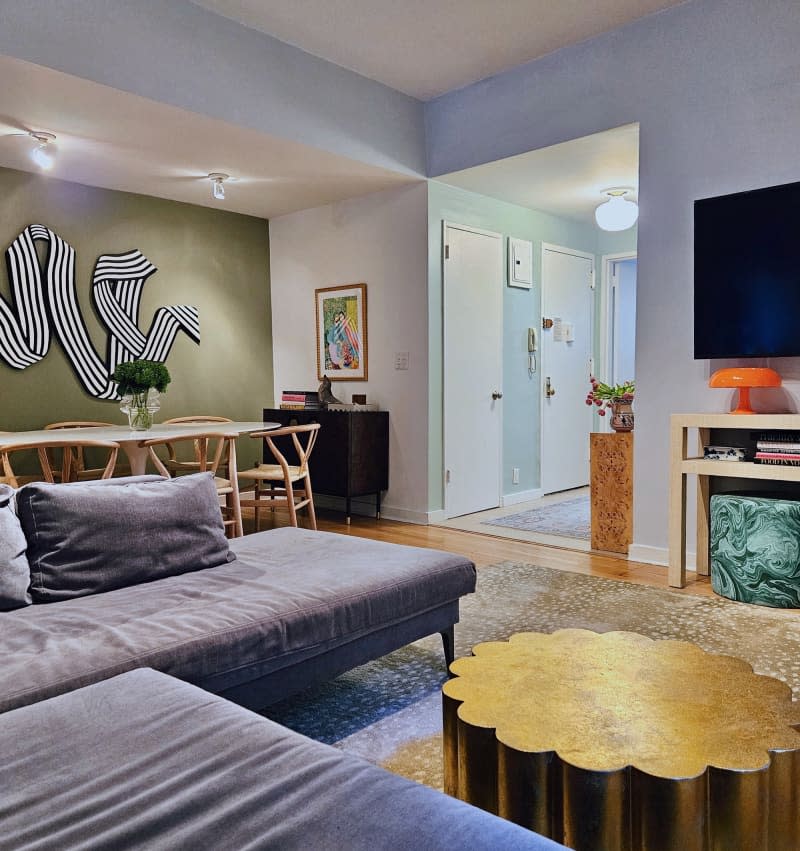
top-left (669, 412), bottom-right (800, 587)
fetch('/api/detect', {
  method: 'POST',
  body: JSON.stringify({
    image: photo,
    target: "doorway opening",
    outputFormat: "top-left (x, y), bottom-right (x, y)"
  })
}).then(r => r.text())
top-left (430, 123), bottom-right (639, 551)
top-left (601, 252), bottom-right (637, 407)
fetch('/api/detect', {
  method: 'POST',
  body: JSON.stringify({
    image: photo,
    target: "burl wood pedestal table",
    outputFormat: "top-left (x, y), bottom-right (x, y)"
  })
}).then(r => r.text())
top-left (442, 630), bottom-right (800, 851)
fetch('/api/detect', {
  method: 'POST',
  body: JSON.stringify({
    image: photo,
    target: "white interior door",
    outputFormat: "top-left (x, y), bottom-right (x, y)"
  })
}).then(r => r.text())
top-left (540, 244), bottom-right (594, 494)
top-left (444, 222), bottom-right (503, 518)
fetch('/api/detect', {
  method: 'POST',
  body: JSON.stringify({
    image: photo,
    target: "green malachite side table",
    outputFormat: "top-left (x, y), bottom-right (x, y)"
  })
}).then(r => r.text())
top-left (443, 629), bottom-right (800, 851)
top-left (711, 492), bottom-right (800, 607)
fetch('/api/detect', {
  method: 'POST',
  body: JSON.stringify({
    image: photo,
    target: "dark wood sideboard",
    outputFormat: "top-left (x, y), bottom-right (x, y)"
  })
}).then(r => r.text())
top-left (262, 408), bottom-right (389, 523)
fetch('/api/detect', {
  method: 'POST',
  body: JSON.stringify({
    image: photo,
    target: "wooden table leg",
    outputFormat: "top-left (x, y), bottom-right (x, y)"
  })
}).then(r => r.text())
top-left (668, 419), bottom-right (688, 587)
top-left (696, 428), bottom-right (710, 576)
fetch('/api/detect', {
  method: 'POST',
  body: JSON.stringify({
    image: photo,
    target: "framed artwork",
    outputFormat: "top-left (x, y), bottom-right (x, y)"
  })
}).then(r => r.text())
top-left (315, 283), bottom-right (368, 381)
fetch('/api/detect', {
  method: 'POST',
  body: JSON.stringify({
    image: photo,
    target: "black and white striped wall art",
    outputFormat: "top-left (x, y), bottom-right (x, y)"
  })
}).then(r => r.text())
top-left (0, 224), bottom-right (200, 399)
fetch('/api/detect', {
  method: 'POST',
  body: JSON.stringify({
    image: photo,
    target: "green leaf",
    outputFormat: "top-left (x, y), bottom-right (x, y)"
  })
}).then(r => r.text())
top-left (112, 359), bottom-right (172, 396)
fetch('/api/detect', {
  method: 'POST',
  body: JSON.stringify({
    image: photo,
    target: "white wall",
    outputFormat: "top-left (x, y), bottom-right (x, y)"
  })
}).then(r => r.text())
top-left (269, 182), bottom-right (430, 522)
top-left (425, 0), bottom-right (800, 562)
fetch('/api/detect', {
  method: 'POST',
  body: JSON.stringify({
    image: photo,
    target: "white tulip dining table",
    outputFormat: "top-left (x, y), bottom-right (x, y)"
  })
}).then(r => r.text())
top-left (0, 421), bottom-right (280, 476)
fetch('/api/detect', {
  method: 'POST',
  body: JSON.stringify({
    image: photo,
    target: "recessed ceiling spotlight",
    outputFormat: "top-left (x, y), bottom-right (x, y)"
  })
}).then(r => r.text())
top-left (208, 172), bottom-right (229, 201)
top-left (29, 131), bottom-right (56, 171)
top-left (595, 187), bottom-right (638, 232)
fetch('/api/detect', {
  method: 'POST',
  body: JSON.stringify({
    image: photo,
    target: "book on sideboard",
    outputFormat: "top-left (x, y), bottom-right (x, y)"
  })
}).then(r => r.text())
top-left (279, 390), bottom-right (321, 410)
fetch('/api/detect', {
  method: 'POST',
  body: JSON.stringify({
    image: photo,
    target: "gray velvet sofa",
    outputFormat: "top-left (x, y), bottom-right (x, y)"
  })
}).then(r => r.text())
top-left (0, 669), bottom-right (566, 850)
top-left (0, 475), bottom-right (476, 713)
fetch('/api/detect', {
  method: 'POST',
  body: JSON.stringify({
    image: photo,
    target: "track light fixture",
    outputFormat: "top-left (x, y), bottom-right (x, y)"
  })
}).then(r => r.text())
top-left (595, 188), bottom-right (639, 232)
top-left (29, 131), bottom-right (56, 171)
top-left (208, 172), bottom-right (229, 201)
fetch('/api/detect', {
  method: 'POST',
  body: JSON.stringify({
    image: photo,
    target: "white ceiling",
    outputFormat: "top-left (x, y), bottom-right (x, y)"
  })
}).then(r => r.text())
top-left (0, 55), bottom-right (416, 221)
top-left (438, 124), bottom-right (639, 225)
top-left (193, 0), bottom-right (686, 100)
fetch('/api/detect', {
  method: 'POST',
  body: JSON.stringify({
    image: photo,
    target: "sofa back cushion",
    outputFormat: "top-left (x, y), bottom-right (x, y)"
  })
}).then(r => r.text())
top-left (0, 484), bottom-right (31, 611)
top-left (16, 473), bottom-right (235, 603)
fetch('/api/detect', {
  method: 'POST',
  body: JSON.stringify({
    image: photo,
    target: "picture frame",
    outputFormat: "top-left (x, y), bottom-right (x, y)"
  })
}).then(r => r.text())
top-left (315, 283), bottom-right (368, 381)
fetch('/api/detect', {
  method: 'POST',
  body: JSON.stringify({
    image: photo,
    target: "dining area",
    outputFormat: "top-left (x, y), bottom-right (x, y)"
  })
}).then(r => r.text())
top-left (0, 417), bottom-right (322, 538)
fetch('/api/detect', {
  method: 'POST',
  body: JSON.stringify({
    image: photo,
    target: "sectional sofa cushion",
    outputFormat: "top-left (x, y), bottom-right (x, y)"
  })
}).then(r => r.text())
top-left (0, 484), bottom-right (31, 611)
top-left (0, 527), bottom-right (476, 712)
top-left (0, 668), bottom-right (565, 850)
top-left (15, 473), bottom-right (234, 603)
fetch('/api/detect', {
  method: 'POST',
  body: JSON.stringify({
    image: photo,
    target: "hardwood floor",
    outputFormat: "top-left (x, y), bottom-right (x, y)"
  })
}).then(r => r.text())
top-left (243, 509), bottom-right (715, 598)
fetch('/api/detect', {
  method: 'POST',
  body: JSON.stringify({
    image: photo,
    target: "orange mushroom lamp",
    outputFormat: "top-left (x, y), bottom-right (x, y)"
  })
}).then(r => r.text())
top-left (709, 367), bottom-right (782, 414)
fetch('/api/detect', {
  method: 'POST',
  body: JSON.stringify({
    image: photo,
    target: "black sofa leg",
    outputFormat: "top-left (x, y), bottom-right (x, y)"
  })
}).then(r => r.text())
top-left (440, 626), bottom-right (455, 673)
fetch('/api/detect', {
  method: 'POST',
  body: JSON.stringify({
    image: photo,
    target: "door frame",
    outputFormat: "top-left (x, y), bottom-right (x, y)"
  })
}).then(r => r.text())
top-left (599, 251), bottom-right (637, 433)
top-left (539, 242), bottom-right (596, 493)
top-left (442, 220), bottom-right (504, 518)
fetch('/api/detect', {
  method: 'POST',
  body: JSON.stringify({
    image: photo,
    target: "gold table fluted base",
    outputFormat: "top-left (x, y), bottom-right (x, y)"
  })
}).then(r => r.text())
top-left (442, 630), bottom-right (800, 851)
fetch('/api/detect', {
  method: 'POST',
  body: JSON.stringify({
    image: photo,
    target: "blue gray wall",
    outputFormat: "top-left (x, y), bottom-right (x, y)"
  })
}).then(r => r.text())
top-left (425, 0), bottom-right (800, 556)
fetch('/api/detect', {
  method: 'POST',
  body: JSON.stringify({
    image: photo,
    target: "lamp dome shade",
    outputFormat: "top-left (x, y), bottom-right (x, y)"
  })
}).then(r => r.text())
top-left (595, 192), bottom-right (639, 231)
top-left (709, 367), bottom-right (782, 414)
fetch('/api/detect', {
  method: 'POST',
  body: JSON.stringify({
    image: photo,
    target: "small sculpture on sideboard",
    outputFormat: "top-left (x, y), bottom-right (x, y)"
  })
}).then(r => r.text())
top-left (318, 375), bottom-right (342, 409)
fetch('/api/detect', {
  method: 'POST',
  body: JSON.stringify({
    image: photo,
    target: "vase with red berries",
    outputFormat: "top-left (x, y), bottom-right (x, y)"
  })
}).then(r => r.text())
top-left (585, 377), bottom-right (635, 432)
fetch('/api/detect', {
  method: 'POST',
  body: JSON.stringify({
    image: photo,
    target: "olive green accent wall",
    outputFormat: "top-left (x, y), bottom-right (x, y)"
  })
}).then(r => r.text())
top-left (0, 167), bottom-right (272, 470)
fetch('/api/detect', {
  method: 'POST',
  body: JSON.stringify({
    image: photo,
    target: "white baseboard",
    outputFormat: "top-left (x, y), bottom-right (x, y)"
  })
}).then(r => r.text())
top-left (427, 509), bottom-right (447, 524)
top-left (628, 543), bottom-right (696, 572)
top-left (379, 505), bottom-right (430, 525)
top-left (500, 488), bottom-right (542, 507)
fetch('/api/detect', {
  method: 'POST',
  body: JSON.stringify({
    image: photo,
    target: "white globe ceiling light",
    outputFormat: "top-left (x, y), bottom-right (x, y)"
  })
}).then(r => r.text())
top-left (29, 131), bottom-right (56, 171)
top-left (595, 188), bottom-right (638, 232)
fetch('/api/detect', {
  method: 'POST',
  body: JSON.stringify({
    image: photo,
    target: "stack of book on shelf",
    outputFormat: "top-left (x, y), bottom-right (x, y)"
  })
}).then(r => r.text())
top-left (754, 432), bottom-right (800, 465)
top-left (279, 390), bottom-right (321, 410)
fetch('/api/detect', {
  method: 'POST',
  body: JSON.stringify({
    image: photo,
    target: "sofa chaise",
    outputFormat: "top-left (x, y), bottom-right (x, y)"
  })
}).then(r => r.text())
top-left (0, 474), bottom-right (476, 713)
top-left (0, 668), bottom-right (566, 850)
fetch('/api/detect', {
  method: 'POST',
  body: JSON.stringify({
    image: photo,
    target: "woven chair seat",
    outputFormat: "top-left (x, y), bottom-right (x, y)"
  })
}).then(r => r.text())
top-left (238, 464), bottom-right (305, 483)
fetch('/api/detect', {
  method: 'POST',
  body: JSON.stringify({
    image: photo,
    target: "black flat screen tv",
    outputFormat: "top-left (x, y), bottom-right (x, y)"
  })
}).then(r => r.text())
top-left (694, 179), bottom-right (800, 359)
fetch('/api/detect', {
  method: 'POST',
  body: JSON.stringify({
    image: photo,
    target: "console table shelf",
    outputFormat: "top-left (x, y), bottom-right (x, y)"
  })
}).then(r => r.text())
top-left (669, 412), bottom-right (800, 588)
top-left (681, 459), bottom-right (800, 481)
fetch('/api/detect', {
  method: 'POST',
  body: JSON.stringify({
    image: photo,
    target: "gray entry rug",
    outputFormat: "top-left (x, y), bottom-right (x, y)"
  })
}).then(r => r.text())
top-left (261, 562), bottom-right (800, 791)
top-left (482, 495), bottom-right (590, 539)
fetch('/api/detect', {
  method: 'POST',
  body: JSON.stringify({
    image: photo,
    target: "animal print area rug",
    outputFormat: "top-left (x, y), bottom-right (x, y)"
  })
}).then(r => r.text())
top-left (261, 561), bottom-right (800, 791)
top-left (482, 496), bottom-right (590, 540)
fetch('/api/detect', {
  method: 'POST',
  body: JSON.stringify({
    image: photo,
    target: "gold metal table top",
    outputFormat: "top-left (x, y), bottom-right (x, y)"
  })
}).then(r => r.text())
top-left (443, 629), bottom-right (800, 779)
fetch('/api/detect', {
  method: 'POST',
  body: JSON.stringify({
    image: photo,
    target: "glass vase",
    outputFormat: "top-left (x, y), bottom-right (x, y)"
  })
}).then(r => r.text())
top-left (120, 389), bottom-right (161, 431)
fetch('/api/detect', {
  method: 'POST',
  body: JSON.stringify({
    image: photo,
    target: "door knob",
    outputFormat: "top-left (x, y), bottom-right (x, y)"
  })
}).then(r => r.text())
top-left (492, 391), bottom-right (503, 400)
top-left (545, 377), bottom-right (556, 397)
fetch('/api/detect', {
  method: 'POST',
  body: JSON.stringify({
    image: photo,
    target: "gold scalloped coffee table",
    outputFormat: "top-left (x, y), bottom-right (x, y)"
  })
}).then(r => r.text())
top-left (442, 629), bottom-right (800, 851)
